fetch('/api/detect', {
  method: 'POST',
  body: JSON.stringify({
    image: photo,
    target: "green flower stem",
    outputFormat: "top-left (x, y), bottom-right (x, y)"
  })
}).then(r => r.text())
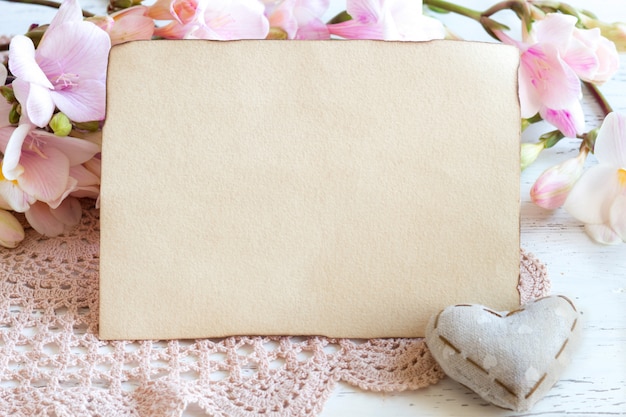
top-left (2, 0), bottom-right (94, 17)
top-left (424, 0), bottom-right (482, 21)
top-left (584, 81), bottom-right (614, 117)
top-left (483, 0), bottom-right (523, 17)
top-left (423, 0), bottom-right (510, 40)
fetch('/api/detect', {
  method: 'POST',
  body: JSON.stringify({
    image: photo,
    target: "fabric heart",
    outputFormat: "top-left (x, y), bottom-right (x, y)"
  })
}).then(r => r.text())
top-left (425, 295), bottom-right (581, 412)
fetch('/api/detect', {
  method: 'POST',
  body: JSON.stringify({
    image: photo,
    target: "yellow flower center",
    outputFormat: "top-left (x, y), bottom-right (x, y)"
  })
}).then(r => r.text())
top-left (0, 164), bottom-right (19, 185)
top-left (619, 168), bottom-right (626, 188)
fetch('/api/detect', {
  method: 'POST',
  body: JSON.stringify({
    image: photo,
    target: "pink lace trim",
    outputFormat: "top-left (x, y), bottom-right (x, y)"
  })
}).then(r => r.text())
top-left (0, 203), bottom-right (549, 416)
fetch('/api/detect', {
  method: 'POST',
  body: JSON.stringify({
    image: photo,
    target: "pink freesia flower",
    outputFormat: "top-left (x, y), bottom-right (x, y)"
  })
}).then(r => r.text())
top-left (8, 0), bottom-right (111, 127)
top-left (564, 112), bottom-right (626, 245)
top-left (149, 0), bottom-right (269, 40)
top-left (499, 14), bottom-right (619, 138)
top-left (263, 0), bottom-right (330, 39)
top-left (88, 6), bottom-right (155, 46)
top-left (531, 146), bottom-right (588, 209)
top-left (0, 125), bottom-right (100, 210)
top-left (327, 0), bottom-right (445, 41)
top-left (530, 14), bottom-right (619, 85)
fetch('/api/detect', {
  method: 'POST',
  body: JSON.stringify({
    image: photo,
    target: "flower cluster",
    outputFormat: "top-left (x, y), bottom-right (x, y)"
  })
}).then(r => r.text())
top-left (0, 0), bottom-right (624, 246)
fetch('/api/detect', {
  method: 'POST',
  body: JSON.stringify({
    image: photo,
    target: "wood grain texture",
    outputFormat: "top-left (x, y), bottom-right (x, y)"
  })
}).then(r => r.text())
top-left (0, 0), bottom-right (624, 416)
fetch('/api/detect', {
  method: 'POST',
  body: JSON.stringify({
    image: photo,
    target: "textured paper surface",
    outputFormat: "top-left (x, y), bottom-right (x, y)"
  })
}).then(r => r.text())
top-left (100, 40), bottom-right (520, 340)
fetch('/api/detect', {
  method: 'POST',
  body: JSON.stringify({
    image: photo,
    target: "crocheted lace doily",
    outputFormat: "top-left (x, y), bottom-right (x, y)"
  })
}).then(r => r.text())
top-left (0, 203), bottom-right (549, 416)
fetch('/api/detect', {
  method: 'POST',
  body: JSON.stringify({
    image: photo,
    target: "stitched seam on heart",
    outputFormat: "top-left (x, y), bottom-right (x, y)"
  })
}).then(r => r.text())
top-left (557, 295), bottom-right (577, 312)
top-left (505, 308), bottom-right (525, 317)
top-left (438, 336), bottom-right (461, 354)
top-left (466, 357), bottom-right (488, 375)
top-left (495, 378), bottom-right (518, 397)
top-left (483, 309), bottom-right (503, 318)
top-left (555, 339), bottom-right (569, 359)
top-left (524, 373), bottom-right (548, 399)
top-left (433, 310), bottom-right (444, 329)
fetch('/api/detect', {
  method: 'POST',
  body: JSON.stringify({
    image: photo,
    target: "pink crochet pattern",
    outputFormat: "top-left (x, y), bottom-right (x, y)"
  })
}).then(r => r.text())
top-left (0, 203), bottom-right (549, 417)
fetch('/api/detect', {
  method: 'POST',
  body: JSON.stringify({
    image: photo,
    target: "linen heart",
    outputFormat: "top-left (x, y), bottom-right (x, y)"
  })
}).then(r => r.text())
top-left (425, 295), bottom-right (581, 412)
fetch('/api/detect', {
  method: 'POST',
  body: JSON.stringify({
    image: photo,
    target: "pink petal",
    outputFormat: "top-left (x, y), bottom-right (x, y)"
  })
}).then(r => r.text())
top-left (520, 44), bottom-right (582, 111)
top-left (48, 0), bottom-right (82, 31)
top-left (50, 196), bottom-right (82, 226)
top-left (25, 201), bottom-right (65, 237)
top-left (0, 179), bottom-right (35, 212)
top-left (171, 0), bottom-right (202, 24)
top-left (147, 0), bottom-right (177, 20)
top-left (2, 124), bottom-right (30, 180)
top-left (17, 146), bottom-right (70, 203)
top-left (293, 5), bottom-right (329, 39)
top-left (0, 127), bottom-right (11, 152)
top-left (584, 223), bottom-right (622, 245)
top-left (109, 15), bottom-right (155, 45)
top-left (328, 19), bottom-right (384, 39)
top-left (609, 193), bottom-right (626, 241)
top-left (518, 68), bottom-right (542, 119)
top-left (47, 176), bottom-right (78, 209)
top-left (13, 80), bottom-right (55, 128)
top-left (540, 102), bottom-right (585, 138)
top-left (563, 36), bottom-right (599, 81)
top-left (111, 5), bottom-right (151, 18)
top-left (294, 16), bottom-right (329, 39)
top-left (346, 0), bottom-right (381, 23)
top-left (154, 22), bottom-right (191, 39)
top-left (70, 164), bottom-right (100, 187)
top-left (83, 156), bottom-right (101, 177)
top-left (204, 0), bottom-right (270, 40)
top-left (530, 152), bottom-right (586, 209)
top-left (0, 64), bottom-right (6, 84)
top-left (534, 13), bottom-right (577, 52)
top-left (31, 130), bottom-right (100, 166)
top-left (49, 79), bottom-right (106, 122)
top-left (564, 165), bottom-right (620, 224)
top-left (70, 186), bottom-right (99, 199)
top-left (594, 113), bottom-right (626, 168)
top-left (592, 37), bottom-right (620, 84)
top-left (0, 209), bottom-right (25, 248)
top-left (36, 22), bottom-right (111, 84)
top-left (8, 36), bottom-right (53, 88)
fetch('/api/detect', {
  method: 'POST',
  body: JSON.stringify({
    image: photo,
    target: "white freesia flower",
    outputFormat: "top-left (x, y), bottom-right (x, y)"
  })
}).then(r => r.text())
top-left (564, 112), bottom-right (626, 244)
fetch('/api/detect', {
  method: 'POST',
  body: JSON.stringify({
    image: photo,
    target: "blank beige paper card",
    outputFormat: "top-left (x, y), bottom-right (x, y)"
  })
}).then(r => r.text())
top-left (100, 40), bottom-right (520, 340)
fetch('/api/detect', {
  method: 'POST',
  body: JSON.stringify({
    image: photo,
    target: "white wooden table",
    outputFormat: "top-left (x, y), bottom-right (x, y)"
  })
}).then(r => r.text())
top-left (1, 1), bottom-right (624, 416)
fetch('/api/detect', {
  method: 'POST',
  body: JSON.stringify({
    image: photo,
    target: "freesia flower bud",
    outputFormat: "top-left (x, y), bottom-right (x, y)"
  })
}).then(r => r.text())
top-left (0, 209), bottom-right (25, 248)
top-left (8, 103), bottom-right (20, 125)
top-left (85, 15), bottom-right (115, 33)
top-left (49, 112), bottom-right (72, 136)
top-left (531, 148), bottom-right (589, 210)
top-left (0, 85), bottom-right (15, 103)
top-left (110, 0), bottom-right (135, 10)
top-left (520, 142), bottom-right (545, 171)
